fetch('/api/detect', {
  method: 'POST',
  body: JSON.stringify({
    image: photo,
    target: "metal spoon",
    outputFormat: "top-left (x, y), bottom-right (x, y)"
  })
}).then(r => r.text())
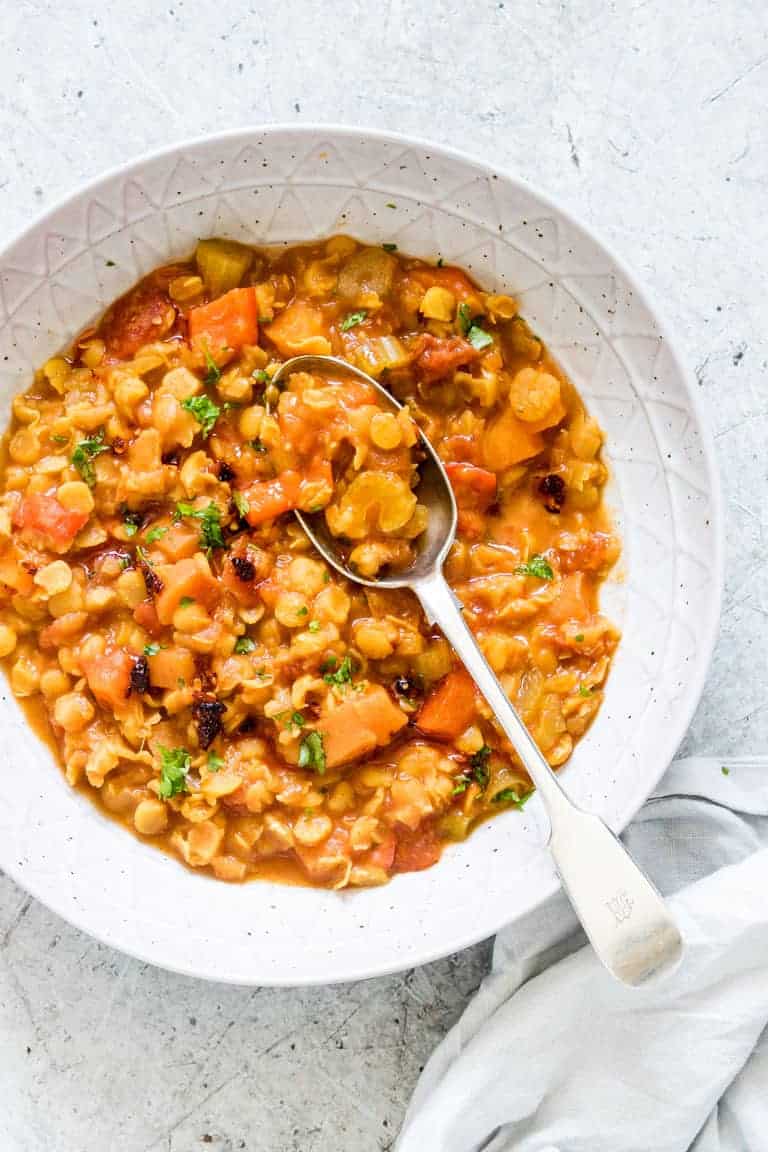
top-left (273, 354), bottom-right (683, 986)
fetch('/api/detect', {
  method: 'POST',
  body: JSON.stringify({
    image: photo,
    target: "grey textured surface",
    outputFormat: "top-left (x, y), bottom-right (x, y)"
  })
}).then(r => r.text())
top-left (0, 1), bottom-right (766, 1149)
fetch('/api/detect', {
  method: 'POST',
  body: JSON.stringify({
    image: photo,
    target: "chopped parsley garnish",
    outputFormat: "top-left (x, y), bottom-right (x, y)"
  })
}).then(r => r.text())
top-left (207, 751), bottom-right (224, 772)
top-left (467, 325), bottom-right (493, 351)
top-left (182, 393), bottom-right (221, 437)
top-left (232, 490), bottom-right (250, 519)
top-left (385, 202), bottom-right (397, 209)
top-left (298, 731), bottom-right (326, 774)
top-left (123, 519), bottom-right (138, 538)
top-left (143, 642), bottom-right (165, 656)
top-left (234, 636), bottom-right (256, 654)
top-left (50, 433), bottom-right (70, 445)
top-left (340, 310), bottom-right (367, 331)
top-left (578, 683), bottom-right (594, 698)
top-left (297, 606), bottom-right (308, 616)
top-left (157, 746), bottom-right (191, 798)
top-left (515, 555), bottom-right (554, 581)
top-left (452, 744), bottom-right (491, 795)
top-left (308, 620), bottom-right (320, 633)
top-left (71, 430), bottom-right (109, 487)
top-left (492, 787), bottom-right (532, 807)
top-left (574, 633), bottom-right (585, 644)
top-left (291, 711), bottom-right (305, 727)
top-left (145, 525), bottom-right (168, 545)
top-left (202, 345), bottom-right (221, 387)
top-left (251, 438), bottom-right (266, 453)
top-left (323, 654), bottom-right (353, 686)
top-left (721, 765), bottom-right (730, 776)
top-left (382, 243), bottom-right (398, 252)
top-left (179, 596), bottom-right (195, 607)
top-left (175, 501), bottom-right (226, 551)
top-left (457, 302), bottom-right (472, 335)
top-left (252, 369), bottom-right (270, 385)
top-left (105, 259), bottom-right (116, 267)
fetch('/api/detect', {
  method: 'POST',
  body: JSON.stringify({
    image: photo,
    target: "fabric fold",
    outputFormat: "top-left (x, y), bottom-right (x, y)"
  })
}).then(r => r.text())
top-left (397, 758), bottom-right (768, 1152)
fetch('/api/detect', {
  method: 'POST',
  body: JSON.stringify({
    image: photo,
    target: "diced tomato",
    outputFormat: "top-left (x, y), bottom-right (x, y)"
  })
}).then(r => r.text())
top-left (446, 462), bottom-right (497, 509)
top-left (188, 287), bottom-right (258, 359)
top-left (410, 265), bottom-right (477, 301)
top-left (100, 278), bottom-right (177, 360)
top-left (132, 599), bottom-right (163, 637)
top-left (368, 830), bottom-right (397, 872)
top-left (558, 533), bottom-right (615, 574)
top-left (242, 471), bottom-right (302, 527)
top-left (17, 493), bottom-right (89, 550)
top-left (413, 335), bottom-right (480, 383)
top-left (416, 669), bottom-right (477, 741)
top-left (392, 821), bottom-right (441, 874)
top-left (545, 572), bottom-right (591, 625)
top-left (81, 649), bottom-right (133, 710)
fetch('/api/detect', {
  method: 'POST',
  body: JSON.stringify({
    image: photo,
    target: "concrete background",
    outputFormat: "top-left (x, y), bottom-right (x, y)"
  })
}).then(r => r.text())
top-left (1, 1), bottom-right (766, 1148)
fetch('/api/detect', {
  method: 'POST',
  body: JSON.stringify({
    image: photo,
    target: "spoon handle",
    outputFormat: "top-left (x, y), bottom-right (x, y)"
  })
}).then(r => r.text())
top-left (415, 571), bottom-right (683, 986)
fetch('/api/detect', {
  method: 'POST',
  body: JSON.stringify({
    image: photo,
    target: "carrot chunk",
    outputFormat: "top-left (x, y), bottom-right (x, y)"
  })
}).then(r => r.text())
top-left (416, 669), bottom-right (477, 740)
top-left (242, 471), bottom-right (302, 526)
top-left (155, 555), bottom-right (220, 625)
top-left (317, 685), bottom-right (407, 769)
top-left (188, 287), bottom-right (258, 358)
top-left (18, 493), bottom-right (89, 550)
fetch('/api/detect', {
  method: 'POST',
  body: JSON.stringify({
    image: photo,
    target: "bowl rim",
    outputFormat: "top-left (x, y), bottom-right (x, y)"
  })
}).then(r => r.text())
top-left (0, 123), bottom-right (724, 983)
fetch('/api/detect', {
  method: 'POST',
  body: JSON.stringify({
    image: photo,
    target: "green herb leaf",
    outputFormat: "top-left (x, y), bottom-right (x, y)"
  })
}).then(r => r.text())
top-left (574, 633), bottom-right (585, 643)
top-left (721, 765), bottom-right (731, 776)
top-left (297, 606), bottom-right (308, 617)
top-left (207, 751), bottom-right (224, 772)
top-left (145, 525), bottom-right (168, 545)
top-left (202, 345), bottom-right (221, 387)
top-left (323, 654), bottom-right (353, 687)
top-left (385, 202), bottom-right (397, 209)
top-left (50, 434), bottom-right (70, 445)
top-left (467, 325), bottom-right (493, 351)
top-left (578, 683), bottom-right (594, 698)
top-left (492, 787), bottom-right (532, 807)
top-left (251, 438), bottom-right (266, 454)
top-left (232, 490), bottom-right (250, 519)
top-left (105, 259), bottom-right (116, 267)
top-left (308, 620), bottom-right (320, 633)
top-left (298, 730), bottom-right (326, 774)
top-left (182, 394), bottom-right (221, 437)
top-left (71, 430), bottom-right (109, 487)
top-left (175, 501), bottom-right (226, 551)
top-left (452, 744), bottom-right (491, 795)
top-left (515, 555), bottom-right (554, 581)
top-left (291, 711), bottom-right (305, 727)
top-left (251, 369), bottom-right (270, 385)
top-left (234, 636), bottom-right (256, 654)
top-left (382, 243), bottom-right (398, 252)
top-left (123, 519), bottom-right (138, 538)
top-left (179, 596), bottom-right (195, 607)
top-left (119, 555), bottom-right (132, 571)
top-left (457, 302), bottom-right (472, 336)
top-left (340, 310), bottom-right (367, 332)
top-left (157, 746), bottom-right (191, 798)
top-left (143, 642), bottom-right (165, 656)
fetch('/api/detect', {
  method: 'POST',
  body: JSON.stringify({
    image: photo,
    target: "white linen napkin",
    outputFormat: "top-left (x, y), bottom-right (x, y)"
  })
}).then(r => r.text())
top-left (397, 757), bottom-right (768, 1152)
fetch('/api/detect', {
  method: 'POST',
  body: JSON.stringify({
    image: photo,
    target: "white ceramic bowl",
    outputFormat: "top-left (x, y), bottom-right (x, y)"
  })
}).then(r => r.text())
top-left (0, 126), bottom-right (722, 985)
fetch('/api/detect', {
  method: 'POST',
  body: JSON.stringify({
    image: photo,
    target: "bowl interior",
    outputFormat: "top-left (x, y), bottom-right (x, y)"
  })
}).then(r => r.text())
top-left (0, 127), bottom-right (721, 984)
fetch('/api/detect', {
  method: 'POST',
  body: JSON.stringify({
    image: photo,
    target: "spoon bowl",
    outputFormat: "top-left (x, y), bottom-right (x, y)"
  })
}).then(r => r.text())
top-left (273, 353), bottom-right (684, 988)
top-left (272, 354), bottom-right (457, 587)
